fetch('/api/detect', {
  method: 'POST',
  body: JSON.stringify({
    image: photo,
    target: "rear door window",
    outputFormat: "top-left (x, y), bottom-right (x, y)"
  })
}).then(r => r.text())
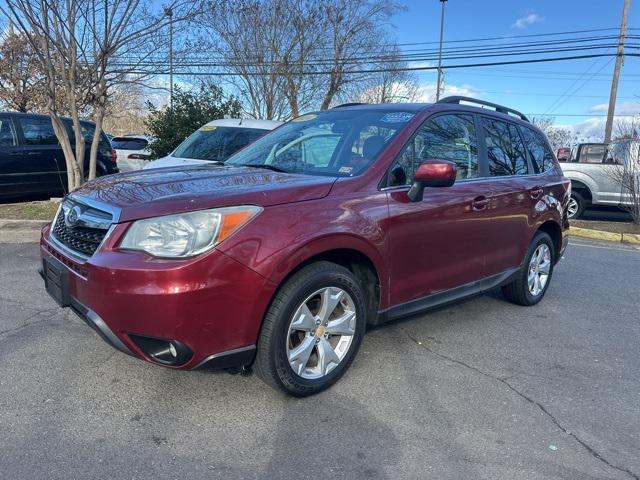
top-left (481, 117), bottom-right (529, 176)
top-left (111, 137), bottom-right (149, 150)
top-left (520, 126), bottom-right (556, 174)
top-left (0, 117), bottom-right (18, 147)
top-left (19, 118), bottom-right (58, 145)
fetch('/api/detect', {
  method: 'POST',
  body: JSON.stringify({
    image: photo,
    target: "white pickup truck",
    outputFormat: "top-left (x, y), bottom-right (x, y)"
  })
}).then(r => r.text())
top-left (560, 140), bottom-right (639, 219)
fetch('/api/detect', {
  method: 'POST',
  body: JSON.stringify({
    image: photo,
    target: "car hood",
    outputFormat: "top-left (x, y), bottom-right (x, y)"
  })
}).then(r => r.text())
top-left (142, 156), bottom-right (209, 170)
top-left (72, 165), bottom-right (337, 222)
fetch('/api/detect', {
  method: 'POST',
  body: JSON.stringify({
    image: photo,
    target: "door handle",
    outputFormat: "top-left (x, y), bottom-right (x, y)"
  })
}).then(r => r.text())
top-left (530, 187), bottom-right (544, 200)
top-left (9, 151), bottom-right (21, 156)
top-left (27, 151), bottom-right (42, 156)
top-left (472, 196), bottom-right (489, 211)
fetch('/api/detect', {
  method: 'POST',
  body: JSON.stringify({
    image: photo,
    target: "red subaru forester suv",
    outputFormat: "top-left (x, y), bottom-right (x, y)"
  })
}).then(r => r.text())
top-left (40, 97), bottom-right (570, 396)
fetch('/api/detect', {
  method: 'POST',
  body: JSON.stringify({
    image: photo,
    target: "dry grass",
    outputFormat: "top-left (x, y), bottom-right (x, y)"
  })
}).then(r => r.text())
top-left (0, 201), bottom-right (60, 221)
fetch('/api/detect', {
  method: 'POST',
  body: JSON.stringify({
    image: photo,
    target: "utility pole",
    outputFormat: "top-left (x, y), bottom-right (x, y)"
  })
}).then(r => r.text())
top-left (604, 0), bottom-right (630, 143)
top-left (164, 6), bottom-right (174, 110)
top-left (435, 0), bottom-right (448, 101)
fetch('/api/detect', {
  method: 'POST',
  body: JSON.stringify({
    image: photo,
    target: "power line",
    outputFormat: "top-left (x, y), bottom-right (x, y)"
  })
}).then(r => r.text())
top-left (115, 52), bottom-right (640, 76)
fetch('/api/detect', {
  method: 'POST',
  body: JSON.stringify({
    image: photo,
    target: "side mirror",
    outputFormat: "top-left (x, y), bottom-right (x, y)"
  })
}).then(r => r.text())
top-left (407, 159), bottom-right (457, 202)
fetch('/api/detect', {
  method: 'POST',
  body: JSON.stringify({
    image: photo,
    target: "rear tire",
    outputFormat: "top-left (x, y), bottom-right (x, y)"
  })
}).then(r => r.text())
top-left (255, 261), bottom-right (367, 396)
top-left (567, 192), bottom-right (586, 219)
top-left (502, 232), bottom-right (555, 306)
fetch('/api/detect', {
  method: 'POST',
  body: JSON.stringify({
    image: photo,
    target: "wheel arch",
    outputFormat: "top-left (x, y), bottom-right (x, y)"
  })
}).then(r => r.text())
top-left (536, 220), bottom-right (563, 261)
top-left (567, 177), bottom-right (594, 202)
top-left (267, 235), bottom-right (387, 321)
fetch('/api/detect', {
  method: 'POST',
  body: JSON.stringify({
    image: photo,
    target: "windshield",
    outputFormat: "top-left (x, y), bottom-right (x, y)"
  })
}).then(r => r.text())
top-left (173, 126), bottom-right (268, 162)
top-left (225, 109), bottom-right (415, 176)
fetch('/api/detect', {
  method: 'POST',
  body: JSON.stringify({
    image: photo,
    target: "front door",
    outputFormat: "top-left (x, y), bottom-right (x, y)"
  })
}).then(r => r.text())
top-left (384, 113), bottom-right (493, 308)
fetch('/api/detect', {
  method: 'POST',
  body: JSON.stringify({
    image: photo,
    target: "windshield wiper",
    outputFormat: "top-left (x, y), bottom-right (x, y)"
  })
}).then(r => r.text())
top-left (236, 163), bottom-right (290, 173)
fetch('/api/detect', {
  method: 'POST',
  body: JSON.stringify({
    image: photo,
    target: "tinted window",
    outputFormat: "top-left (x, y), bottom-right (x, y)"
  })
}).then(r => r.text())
top-left (111, 137), bottom-right (149, 150)
top-left (174, 126), bottom-right (266, 162)
top-left (226, 110), bottom-right (414, 176)
top-left (482, 118), bottom-right (529, 176)
top-left (0, 117), bottom-right (17, 147)
top-left (387, 114), bottom-right (479, 187)
top-left (521, 127), bottom-right (556, 174)
top-left (19, 118), bottom-right (58, 145)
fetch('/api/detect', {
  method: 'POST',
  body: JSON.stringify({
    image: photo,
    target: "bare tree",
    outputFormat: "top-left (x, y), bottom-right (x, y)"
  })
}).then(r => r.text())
top-left (201, 0), bottom-right (289, 120)
top-left (346, 45), bottom-right (419, 104)
top-left (200, 0), bottom-right (401, 118)
top-left (605, 117), bottom-right (640, 224)
top-left (531, 116), bottom-right (576, 151)
top-left (318, 0), bottom-right (400, 110)
top-left (1, 0), bottom-right (196, 190)
top-left (0, 29), bottom-right (49, 112)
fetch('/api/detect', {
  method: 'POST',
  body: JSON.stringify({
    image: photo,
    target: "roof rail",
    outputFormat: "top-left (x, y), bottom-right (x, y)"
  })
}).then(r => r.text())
top-left (437, 96), bottom-right (529, 122)
top-left (331, 102), bottom-right (368, 109)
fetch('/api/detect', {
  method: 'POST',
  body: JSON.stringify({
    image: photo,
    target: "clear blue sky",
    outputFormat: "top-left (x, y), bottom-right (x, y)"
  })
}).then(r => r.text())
top-left (391, 0), bottom-right (638, 137)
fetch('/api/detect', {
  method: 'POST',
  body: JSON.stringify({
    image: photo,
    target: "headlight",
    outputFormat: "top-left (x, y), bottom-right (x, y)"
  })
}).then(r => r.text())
top-left (120, 206), bottom-right (262, 258)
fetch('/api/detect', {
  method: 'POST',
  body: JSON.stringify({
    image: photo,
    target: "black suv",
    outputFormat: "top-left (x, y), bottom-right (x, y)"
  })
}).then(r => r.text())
top-left (0, 112), bottom-right (118, 200)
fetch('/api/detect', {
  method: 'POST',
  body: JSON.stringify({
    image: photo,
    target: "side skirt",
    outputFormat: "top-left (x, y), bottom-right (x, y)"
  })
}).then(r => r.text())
top-left (372, 267), bottom-right (520, 325)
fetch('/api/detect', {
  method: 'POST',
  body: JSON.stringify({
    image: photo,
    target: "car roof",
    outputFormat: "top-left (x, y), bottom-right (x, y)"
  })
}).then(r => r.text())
top-left (204, 118), bottom-right (283, 130)
top-left (113, 135), bottom-right (153, 141)
top-left (328, 101), bottom-right (534, 128)
top-left (329, 103), bottom-right (430, 113)
top-left (0, 110), bottom-right (96, 125)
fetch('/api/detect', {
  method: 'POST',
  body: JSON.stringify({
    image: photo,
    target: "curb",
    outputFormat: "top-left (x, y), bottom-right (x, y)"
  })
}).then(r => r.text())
top-left (0, 219), bottom-right (48, 244)
top-left (569, 226), bottom-right (640, 245)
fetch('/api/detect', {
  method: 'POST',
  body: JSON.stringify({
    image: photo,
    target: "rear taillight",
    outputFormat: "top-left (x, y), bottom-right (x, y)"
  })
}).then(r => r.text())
top-left (111, 149), bottom-right (117, 163)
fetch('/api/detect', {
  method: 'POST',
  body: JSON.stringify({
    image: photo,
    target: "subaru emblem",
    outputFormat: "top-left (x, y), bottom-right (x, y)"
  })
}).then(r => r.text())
top-left (65, 205), bottom-right (82, 227)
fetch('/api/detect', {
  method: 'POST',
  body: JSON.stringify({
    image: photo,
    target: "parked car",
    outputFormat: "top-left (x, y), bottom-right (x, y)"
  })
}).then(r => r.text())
top-left (39, 97), bottom-right (569, 396)
top-left (143, 118), bottom-right (282, 169)
top-left (110, 135), bottom-right (153, 172)
top-left (0, 112), bottom-right (117, 200)
top-left (556, 147), bottom-right (571, 162)
top-left (560, 142), bottom-right (634, 218)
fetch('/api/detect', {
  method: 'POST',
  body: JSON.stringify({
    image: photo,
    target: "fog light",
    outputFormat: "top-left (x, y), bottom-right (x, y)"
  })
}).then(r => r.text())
top-left (169, 342), bottom-right (177, 358)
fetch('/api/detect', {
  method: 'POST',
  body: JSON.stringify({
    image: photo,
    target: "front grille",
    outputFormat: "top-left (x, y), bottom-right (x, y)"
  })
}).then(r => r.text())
top-left (51, 202), bottom-right (111, 257)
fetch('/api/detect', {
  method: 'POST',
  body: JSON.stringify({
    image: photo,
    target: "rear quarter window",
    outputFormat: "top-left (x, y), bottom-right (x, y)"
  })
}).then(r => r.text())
top-left (520, 126), bottom-right (557, 174)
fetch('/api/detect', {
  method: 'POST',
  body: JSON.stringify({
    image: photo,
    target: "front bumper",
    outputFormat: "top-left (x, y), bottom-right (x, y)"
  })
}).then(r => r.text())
top-left (39, 224), bottom-right (276, 370)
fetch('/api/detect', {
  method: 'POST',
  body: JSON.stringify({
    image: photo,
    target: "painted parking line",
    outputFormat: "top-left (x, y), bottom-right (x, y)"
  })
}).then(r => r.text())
top-left (568, 240), bottom-right (639, 252)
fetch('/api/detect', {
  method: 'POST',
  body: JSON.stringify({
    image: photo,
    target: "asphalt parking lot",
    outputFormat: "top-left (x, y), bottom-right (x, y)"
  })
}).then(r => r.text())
top-left (1, 238), bottom-right (639, 480)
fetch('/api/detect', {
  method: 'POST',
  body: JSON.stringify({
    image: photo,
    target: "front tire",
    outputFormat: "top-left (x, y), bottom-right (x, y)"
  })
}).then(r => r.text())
top-left (255, 261), bottom-right (367, 396)
top-left (502, 232), bottom-right (555, 306)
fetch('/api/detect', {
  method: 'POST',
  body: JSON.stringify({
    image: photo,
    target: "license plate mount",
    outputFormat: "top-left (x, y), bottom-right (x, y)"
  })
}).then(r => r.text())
top-left (43, 256), bottom-right (70, 307)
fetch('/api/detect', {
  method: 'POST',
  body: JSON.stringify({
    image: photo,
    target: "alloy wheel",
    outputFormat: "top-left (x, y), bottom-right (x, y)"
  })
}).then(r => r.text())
top-left (567, 197), bottom-right (579, 218)
top-left (528, 244), bottom-right (551, 296)
top-left (286, 287), bottom-right (356, 379)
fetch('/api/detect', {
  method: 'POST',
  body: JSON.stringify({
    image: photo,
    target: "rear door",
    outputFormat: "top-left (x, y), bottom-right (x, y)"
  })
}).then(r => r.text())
top-left (385, 113), bottom-right (493, 307)
top-left (15, 116), bottom-right (65, 195)
top-left (0, 115), bottom-right (26, 197)
top-left (478, 116), bottom-right (533, 276)
top-left (577, 144), bottom-right (622, 203)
